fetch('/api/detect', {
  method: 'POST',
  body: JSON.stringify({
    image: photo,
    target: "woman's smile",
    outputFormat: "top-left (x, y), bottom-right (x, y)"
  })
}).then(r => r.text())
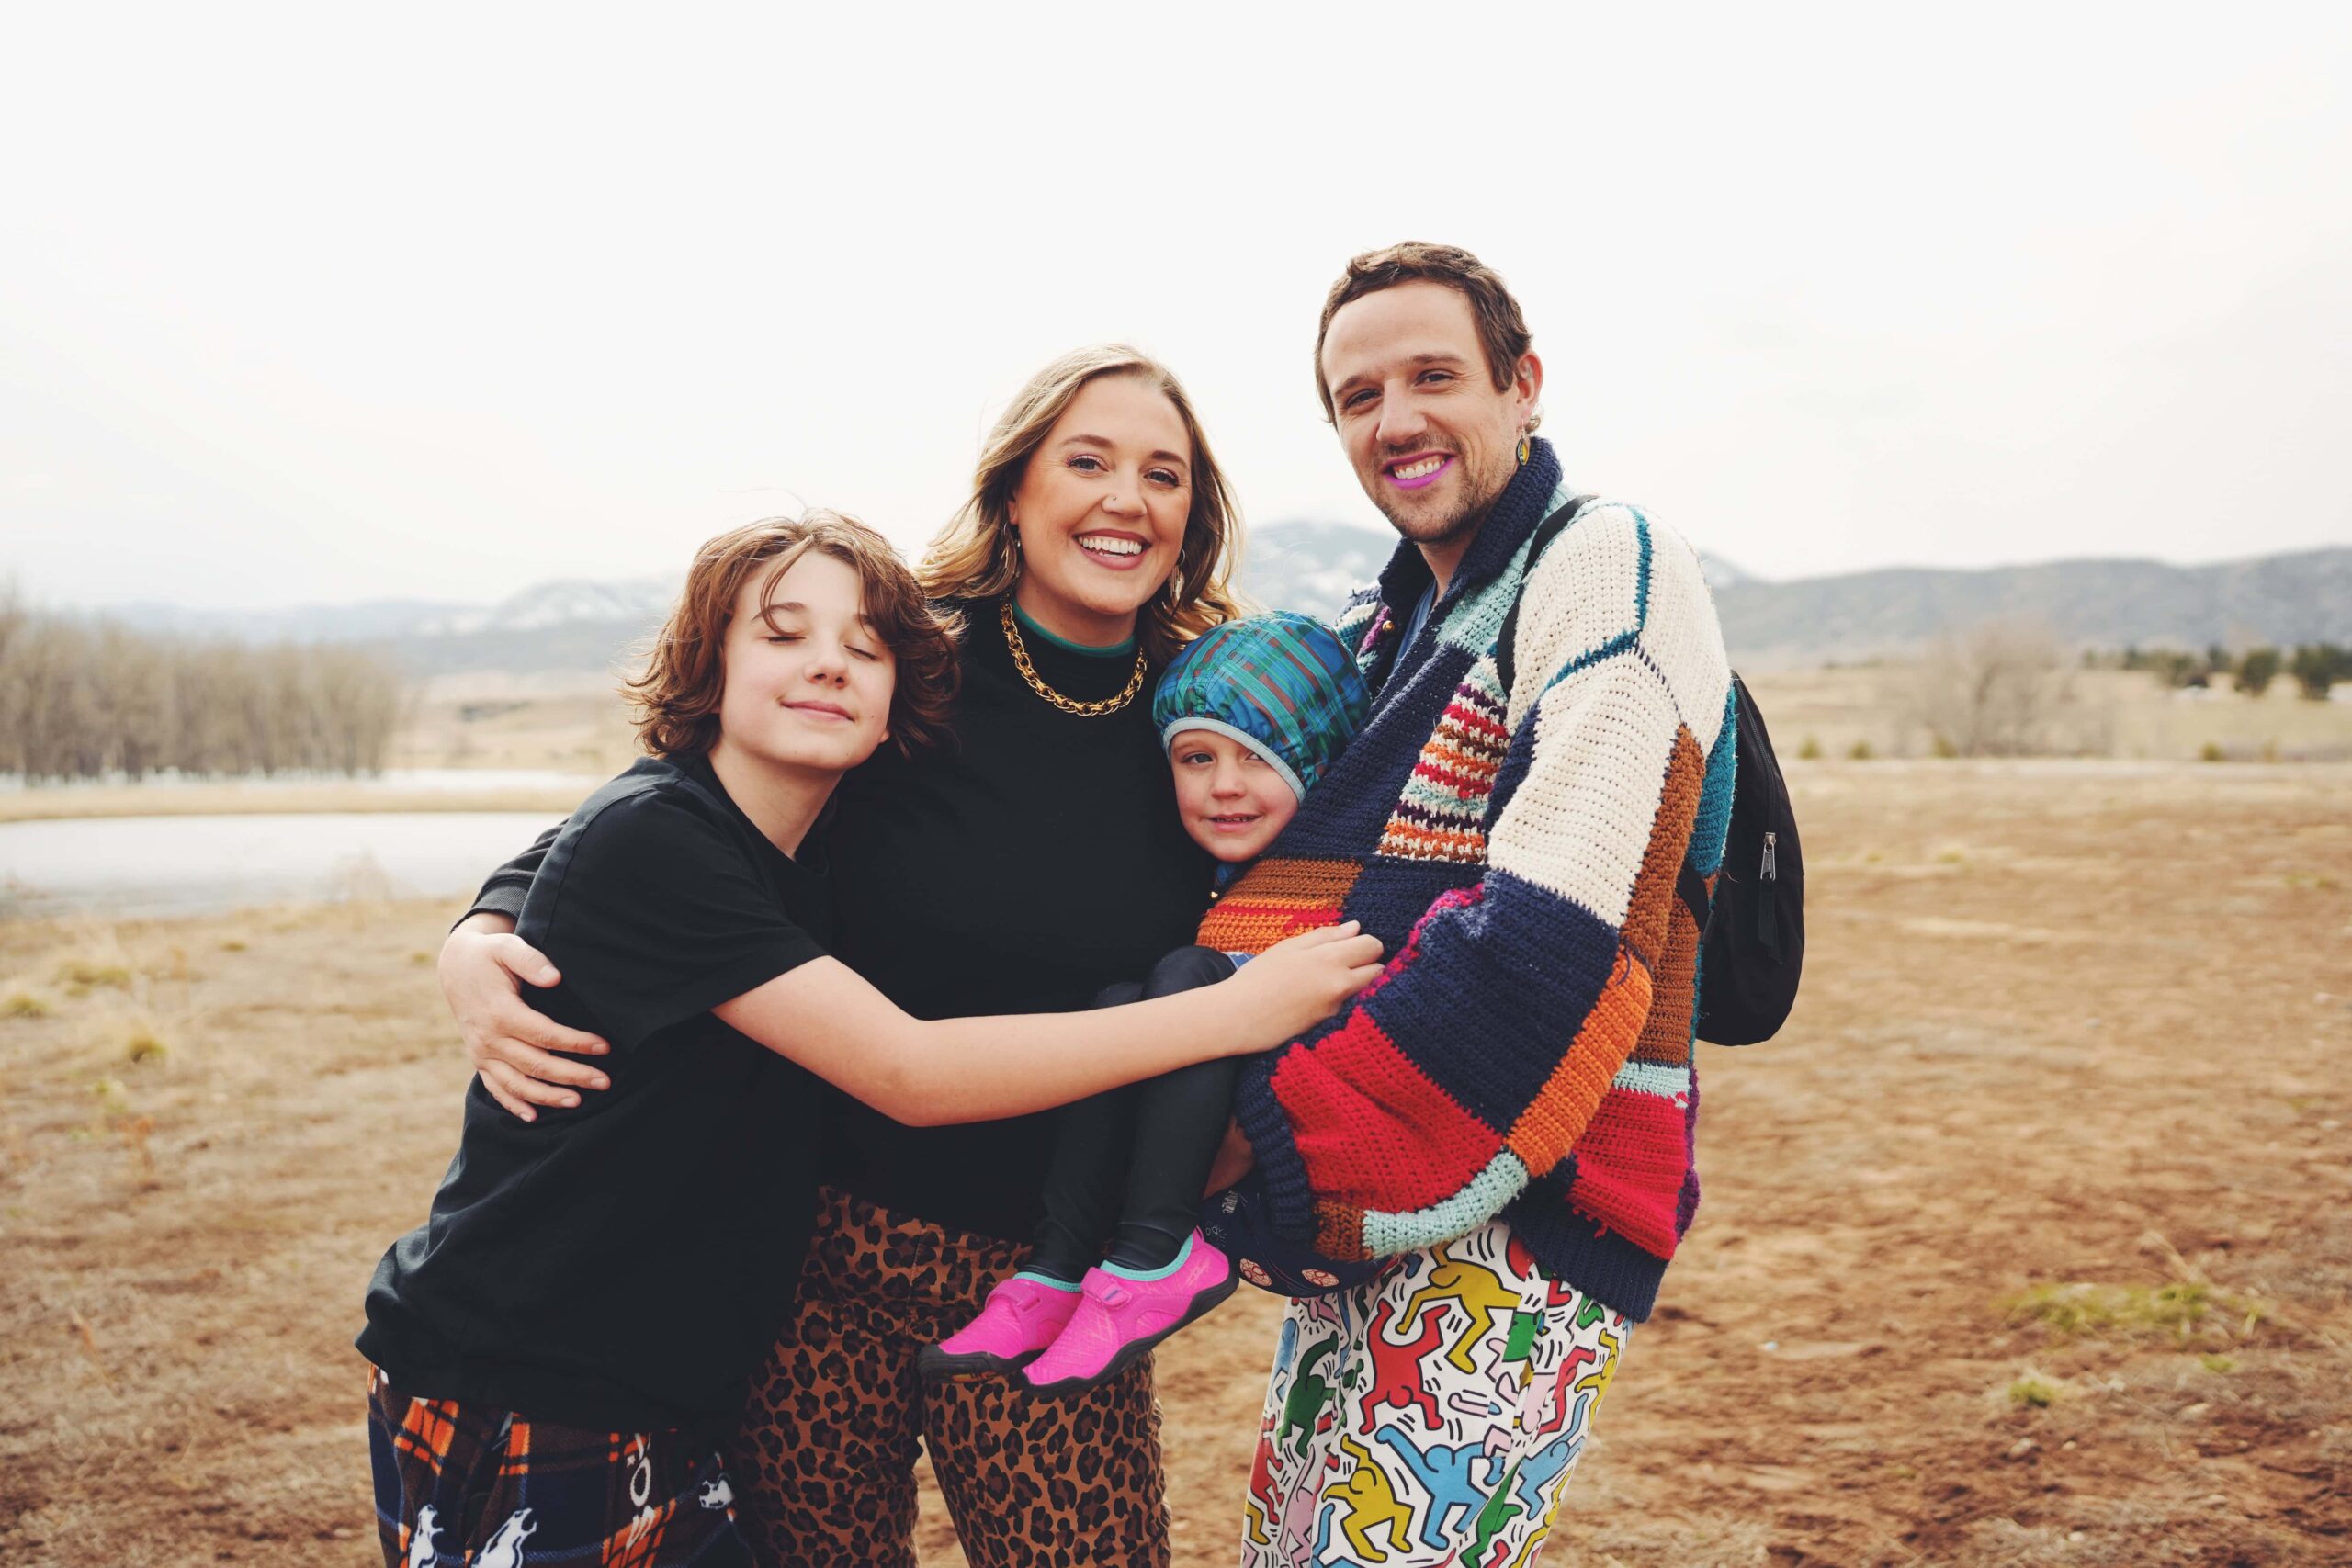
top-left (1074, 529), bottom-right (1152, 568)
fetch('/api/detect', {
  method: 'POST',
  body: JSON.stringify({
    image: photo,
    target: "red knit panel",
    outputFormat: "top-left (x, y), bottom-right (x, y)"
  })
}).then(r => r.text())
top-left (1375, 677), bottom-right (1510, 864)
top-left (1409, 747), bottom-right (1502, 795)
top-left (1505, 949), bottom-right (1654, 1174)
top-left (1197, 857), bottom-right (1361, 956)
top-left (1269, 1009), bottom-right (1506, 1223)
top-left (1565, 1086), bottom-right (1693, 1258)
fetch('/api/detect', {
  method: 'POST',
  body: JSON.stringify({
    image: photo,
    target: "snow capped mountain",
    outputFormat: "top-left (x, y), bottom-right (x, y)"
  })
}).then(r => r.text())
top-left (415, 578), bottom-right (674, 636)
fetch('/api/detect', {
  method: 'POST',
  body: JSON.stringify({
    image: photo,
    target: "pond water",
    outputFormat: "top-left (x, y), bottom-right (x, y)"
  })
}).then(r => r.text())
top-left (0, 812), bottom-right (562, 920)
top-left (0, 768), bottom-right (595, 795)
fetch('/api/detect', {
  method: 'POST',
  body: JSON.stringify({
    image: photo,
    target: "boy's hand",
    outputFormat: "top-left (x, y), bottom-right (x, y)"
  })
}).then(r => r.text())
top-left (440, 914), bottom-right (609, 1122)
top-left (1227, 921), bottom-right (1385, 1048)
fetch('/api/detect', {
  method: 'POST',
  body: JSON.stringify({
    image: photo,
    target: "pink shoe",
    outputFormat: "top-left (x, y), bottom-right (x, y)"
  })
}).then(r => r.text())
top-left (1022, 1232), bottom-right (1238, 1396)
top-left (918, 1273), bottom-right (1081, 1383)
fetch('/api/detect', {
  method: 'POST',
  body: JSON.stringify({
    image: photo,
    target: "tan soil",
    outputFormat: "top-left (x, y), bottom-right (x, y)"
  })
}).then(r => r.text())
top-left (3, 761), bottom-right (2347, 1565)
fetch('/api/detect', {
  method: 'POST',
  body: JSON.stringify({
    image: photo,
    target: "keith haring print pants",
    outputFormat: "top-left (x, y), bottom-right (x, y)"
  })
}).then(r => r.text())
top-left (1239, 1222), bottom-right (1631, 1568)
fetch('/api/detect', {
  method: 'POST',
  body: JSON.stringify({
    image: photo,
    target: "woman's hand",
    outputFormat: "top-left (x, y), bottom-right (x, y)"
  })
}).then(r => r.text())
top-left (439, 914), bottom-right (609, 1122)
top-left (1223, 921), bottom-right (1385, 1052)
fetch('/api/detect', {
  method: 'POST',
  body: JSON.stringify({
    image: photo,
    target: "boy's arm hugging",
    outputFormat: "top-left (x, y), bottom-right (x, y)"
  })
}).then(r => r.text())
top-left (1231, 502), bottom-right (1735, 1264)
top-left (437, 816), bottom-right (1385, 1127)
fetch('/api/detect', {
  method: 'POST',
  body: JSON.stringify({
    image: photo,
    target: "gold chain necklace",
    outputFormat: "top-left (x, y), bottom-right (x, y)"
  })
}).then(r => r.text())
top-left (1000, 599), bottom-right (1148, 717)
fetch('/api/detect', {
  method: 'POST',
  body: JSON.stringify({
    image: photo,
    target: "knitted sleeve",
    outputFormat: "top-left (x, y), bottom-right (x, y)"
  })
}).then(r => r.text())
top-left (1232, 505), bottom-right (1733, 1261)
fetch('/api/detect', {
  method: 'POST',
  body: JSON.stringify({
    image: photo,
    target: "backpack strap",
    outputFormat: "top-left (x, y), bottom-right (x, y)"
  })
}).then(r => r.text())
top-left (1494, 494), bottom-right (1589, 694)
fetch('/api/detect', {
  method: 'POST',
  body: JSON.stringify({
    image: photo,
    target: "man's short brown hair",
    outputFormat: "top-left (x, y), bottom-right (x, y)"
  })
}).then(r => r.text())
top-left (1312, 242), bottom-right (1535, 423)
top-left (626, 511), bottom-right (962, 760)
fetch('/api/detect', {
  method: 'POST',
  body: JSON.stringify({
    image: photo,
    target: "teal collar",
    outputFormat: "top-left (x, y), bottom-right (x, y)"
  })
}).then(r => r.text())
top-left (1012, 599), bottom-right (1137, 657)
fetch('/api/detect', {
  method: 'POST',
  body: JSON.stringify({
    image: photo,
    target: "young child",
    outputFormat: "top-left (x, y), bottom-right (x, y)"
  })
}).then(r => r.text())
top-left (358, 520), bottom-right (1380, 1568)
top-left (922, 611), bottom-right (1381, 1395)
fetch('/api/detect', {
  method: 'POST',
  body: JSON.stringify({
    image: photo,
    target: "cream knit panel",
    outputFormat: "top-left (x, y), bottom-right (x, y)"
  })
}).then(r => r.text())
top-left (1501, 502), bottom-right (1646, 736)
top-left (1486, 654), bottom-right (1686, 928)
top-left (1483, 500), bottom-right (1731, 929)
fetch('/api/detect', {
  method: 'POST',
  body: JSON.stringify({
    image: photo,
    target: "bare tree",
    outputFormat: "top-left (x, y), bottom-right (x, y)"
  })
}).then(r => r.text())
top-left (1905, 619), bottom-right (2075, 757)
top-left (0, 579), bottom-right (26, 776)
top-left (0, 600), bottom-right (404, 783)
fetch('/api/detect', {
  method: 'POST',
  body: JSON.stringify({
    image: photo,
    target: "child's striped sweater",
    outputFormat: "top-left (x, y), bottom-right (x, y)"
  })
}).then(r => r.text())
top-left (1200, 439), bottom-right (1735, 1321)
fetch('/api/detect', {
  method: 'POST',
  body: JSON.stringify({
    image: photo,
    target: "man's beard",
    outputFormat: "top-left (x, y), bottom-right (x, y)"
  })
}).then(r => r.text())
top-left (1370, 445), bottom-right (1512, 547)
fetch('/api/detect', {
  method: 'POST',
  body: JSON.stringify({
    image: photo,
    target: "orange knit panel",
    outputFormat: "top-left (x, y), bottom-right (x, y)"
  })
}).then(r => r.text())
top-left (1504, 950), bottom-right (1654, 1174)
top-left (1620, 727), bottom-right (1705, 969)
top-left (1633, 886), bottom-right (1701, 1066)
top-left (1373, 819), bottom-right (1485, 863)
top-left (1197, 857), bottom-right (1362, 956)
top-left (1314, 1199), bottom-right (1365, 1260)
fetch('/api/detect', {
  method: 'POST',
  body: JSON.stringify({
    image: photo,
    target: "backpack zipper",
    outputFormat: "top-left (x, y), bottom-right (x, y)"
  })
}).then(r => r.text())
top-left (1757, 830), bottom-right (1781, 956)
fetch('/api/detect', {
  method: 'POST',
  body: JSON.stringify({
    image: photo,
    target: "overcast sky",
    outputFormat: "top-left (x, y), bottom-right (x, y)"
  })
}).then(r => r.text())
top-left (4, 6), bottom-right (2346, 612)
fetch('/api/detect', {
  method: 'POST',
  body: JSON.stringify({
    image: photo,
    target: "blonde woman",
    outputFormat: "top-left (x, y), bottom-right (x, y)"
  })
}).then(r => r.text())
top-left (441, 347), bottom-right (1255, 1566)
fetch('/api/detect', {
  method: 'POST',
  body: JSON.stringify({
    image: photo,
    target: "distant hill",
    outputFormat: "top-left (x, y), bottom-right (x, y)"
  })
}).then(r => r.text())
top-left (84, 532), bottom-right (2351, 676)
top-left (1239, 518), bottom-right (1756, 613)
top-left (1713, 547), bottom-right (2352, 665)
top-left (110, 578), bottom-right (676, 678)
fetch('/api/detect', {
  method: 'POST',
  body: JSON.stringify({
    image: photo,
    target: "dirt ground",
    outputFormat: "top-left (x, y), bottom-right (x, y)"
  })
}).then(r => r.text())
top-left (3, 760), bottom-right (2347, 1565)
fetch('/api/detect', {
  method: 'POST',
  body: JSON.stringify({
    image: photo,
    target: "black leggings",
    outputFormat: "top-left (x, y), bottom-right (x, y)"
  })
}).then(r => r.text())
top-left (1026, 946), bottom-right (1239, 1280)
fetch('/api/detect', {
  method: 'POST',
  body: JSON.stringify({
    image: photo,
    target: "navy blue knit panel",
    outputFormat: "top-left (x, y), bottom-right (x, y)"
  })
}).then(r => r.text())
top-left (1353, 869), bottom-right (1622, 1132)
top-left (1505, 1182), bottom-right (1667, 1323)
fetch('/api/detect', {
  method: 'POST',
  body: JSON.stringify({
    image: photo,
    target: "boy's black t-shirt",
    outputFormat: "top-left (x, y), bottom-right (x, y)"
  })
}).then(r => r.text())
top-left (358, 754), bottom-right (831, 1432)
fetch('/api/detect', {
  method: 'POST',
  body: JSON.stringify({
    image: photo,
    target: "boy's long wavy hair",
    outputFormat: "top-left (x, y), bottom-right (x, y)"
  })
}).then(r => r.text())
top-left (628, 511), bottom-right (963, 760)
top-left (916, 344), bottom-right (1247, 667)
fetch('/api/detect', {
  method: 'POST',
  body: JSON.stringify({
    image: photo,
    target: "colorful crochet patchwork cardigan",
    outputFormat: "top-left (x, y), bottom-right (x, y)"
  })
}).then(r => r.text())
top-left (1202, 439), bottom-right (1735, 1321)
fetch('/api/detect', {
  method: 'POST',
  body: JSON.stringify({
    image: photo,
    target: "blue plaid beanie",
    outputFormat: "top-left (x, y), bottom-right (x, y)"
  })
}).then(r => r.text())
top-left (1151, 613), bottom-right (1371, 802)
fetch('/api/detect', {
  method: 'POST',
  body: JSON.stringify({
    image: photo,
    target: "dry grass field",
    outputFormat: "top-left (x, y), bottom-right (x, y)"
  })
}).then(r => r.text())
top-left (1743, 667), bottom-right (2352, 765)
top-left (388, 674), bottom-right (642, 777)
top-left (3, 761), bottom-right (2348, 1565)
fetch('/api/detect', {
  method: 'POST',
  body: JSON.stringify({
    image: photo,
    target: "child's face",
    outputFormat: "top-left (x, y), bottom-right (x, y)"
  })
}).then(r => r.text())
top-left (1168, 728), bottom-right (1299, 863)
top-left (715, 551), bottom-right (896, 777)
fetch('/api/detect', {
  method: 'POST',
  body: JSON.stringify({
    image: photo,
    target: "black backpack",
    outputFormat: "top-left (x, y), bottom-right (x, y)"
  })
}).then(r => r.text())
top-left (1498, 500), bottom-right (1804, 1046)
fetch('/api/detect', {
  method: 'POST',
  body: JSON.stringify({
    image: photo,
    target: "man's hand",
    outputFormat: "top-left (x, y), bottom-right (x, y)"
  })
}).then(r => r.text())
top-left (1204, 1117), bottom-right (1255, 1196)
top-left (440, 913), bottom-right (609, 1122)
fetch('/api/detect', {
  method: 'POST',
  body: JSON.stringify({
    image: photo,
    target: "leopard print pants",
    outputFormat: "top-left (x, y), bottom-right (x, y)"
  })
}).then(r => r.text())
top-left (734, 1186), bottom-right (1172, 1567)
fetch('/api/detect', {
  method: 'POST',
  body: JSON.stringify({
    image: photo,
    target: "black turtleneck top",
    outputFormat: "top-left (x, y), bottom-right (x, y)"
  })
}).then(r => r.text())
top-left (465, 596), bottom-right (1214, 1243)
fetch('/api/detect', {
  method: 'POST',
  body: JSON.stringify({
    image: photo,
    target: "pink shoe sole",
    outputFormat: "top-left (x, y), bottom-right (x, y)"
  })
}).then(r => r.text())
top-left (917, 1275), bottom-right (1080, 1384)
top-left (1023, 1236), bottom-right (1238, 1397)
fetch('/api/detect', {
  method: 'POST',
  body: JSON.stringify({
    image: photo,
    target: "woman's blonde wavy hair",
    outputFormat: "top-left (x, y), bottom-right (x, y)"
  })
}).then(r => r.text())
top-left (916, 344), bottom-right (1247, 667)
